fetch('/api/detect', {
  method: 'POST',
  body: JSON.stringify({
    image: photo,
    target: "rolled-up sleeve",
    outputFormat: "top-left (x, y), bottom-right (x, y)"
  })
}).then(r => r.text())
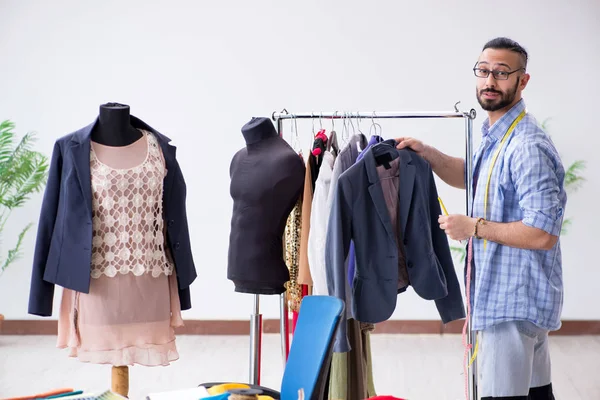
top-left (510, 140), bottom-right (564, 236)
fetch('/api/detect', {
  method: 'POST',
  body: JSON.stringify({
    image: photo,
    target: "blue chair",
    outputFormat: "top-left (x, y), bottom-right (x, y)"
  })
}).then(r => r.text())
top-left (200, 295), bottom-right (345, 400)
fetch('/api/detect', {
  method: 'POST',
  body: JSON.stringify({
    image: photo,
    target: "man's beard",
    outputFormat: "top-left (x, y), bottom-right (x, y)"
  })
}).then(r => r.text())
top-left (476, 78), bottom-right (519, 112)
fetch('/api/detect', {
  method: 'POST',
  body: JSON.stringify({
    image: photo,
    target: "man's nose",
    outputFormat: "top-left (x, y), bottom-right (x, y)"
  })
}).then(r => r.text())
top-left (485, 73), bottom-right (497, 86)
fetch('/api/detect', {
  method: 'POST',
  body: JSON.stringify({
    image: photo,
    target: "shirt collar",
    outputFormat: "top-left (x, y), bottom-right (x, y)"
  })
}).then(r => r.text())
top-left (481, 98), bottom-right (526, 141)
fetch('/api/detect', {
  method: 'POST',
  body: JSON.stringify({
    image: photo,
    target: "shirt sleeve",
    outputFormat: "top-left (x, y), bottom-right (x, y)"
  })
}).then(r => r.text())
top-left (510, 140), bottom-right (565, 236)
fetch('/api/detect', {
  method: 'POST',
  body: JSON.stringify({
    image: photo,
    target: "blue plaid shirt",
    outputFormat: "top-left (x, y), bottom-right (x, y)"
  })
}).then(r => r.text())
top-left (469, 99), bottom-right (567, 332)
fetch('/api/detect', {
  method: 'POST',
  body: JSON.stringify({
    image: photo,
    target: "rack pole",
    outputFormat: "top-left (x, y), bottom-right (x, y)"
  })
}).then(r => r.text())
top-left (276, 116), bottom-right (291, 367)
top-left (249, 294), bottom-right (262, 385)
top-left (465, 114), bottom-right (477, 400)
top-left (280, 292), bottom-right (290, 363)
top-left (272, 110), bottom-right (471, 120)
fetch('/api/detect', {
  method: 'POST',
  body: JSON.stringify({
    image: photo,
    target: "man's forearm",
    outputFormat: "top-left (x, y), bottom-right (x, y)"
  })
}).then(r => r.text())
top-left (424, 145), bottom-right (466, 189)
top-left (476, 219), bottom-right (558, 250)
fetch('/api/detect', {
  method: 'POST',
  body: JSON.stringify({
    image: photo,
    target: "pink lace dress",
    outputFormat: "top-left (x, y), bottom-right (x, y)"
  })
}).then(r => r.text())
top-left (57, 130), bottom-right (183, 366)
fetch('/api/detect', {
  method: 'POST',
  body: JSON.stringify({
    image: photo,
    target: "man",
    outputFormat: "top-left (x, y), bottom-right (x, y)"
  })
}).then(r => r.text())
top-left (396, 37), bottom-right (566, 399)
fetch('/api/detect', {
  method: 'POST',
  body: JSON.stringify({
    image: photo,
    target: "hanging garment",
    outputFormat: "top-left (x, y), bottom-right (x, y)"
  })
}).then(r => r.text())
top-left (328, 319), bottom-right (377, 400)
top-left (57, 130), bottom-right (183, 365)
top-left (326, 141), bottom-right (465, 352)
top-left (298, 154), bottom-right (315, 286)
top-left (284, 152), bottom-right (305, 331)
top-left (347, 135), bottom-right (384, 286)
top-left (284, 192), bottom-right (303, 314)
top-left (28, 116), bottom-right (196, 317)
top-left (307, 151), bottom-right (335, 295)
top-left (324, 134), bottom-right (376, 399)
top-left (326, 133), bottom-right (368, 315)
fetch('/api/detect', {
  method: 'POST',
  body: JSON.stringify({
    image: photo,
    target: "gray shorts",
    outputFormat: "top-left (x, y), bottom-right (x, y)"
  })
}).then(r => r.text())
top-left (478, 320), bottom-right (552, 397)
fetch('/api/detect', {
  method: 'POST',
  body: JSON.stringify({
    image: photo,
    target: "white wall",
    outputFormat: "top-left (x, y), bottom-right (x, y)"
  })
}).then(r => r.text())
top-left (0, 0), bottom-right (598, 322)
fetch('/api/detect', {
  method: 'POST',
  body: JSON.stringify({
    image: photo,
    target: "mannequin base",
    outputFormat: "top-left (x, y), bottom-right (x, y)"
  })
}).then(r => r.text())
top-left (111, 365), bottom-right (129, 398)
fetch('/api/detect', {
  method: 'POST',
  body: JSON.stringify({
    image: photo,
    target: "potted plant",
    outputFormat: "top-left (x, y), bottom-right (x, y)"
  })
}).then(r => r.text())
top-left (0, 120), bottom-right (49, 330)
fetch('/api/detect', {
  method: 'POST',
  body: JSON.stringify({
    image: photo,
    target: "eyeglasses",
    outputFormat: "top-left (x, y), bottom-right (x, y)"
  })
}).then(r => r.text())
top-left (473, 64), bottom-right (525, 80)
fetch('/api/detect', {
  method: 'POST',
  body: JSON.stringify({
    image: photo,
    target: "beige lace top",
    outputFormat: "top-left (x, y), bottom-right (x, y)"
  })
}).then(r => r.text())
top-left (89, 130), bottom-right (174, 279)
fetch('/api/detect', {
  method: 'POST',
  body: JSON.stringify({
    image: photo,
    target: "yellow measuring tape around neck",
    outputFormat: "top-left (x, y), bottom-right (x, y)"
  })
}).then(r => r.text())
top-left (482, 109), bottom-right (527, 250)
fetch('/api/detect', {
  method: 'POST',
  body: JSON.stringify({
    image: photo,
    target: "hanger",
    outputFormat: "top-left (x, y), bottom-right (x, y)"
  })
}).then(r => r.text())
top-left (355, 112), bottom-right (364, 136)
top-left (291, 114), bottom-right (302, 156)
top-left (370, 111), bottom-right (383, 138)
top-left (311, 112), bottom-right (327, 157)
top-left (371, 139), bottom-right (399, 169)
top-left (327, 111), bottom-right (340, 157)
top-left (342, 112), bottom-right (349, 144)
top-left (348, 112), bottom-right (356, 137)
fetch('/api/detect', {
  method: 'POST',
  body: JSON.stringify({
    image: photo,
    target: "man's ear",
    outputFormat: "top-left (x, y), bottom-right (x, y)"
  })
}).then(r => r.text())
top-left (520, 73), bottom-right (531, 90)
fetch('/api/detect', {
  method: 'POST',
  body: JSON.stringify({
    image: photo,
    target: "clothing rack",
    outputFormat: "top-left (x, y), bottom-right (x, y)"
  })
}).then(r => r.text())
top-left (267, 105), bottom-right (478, 400)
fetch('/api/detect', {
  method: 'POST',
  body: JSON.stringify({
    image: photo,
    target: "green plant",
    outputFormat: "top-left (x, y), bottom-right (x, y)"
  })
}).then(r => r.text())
top-left (0, 120), bottom-right (49, 278)
top-left (450, 117), bottom-right (585, 263)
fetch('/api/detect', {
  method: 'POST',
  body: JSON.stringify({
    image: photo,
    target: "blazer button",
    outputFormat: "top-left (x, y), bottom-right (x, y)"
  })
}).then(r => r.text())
top-left (403, 238), bottom-right (408, 245)
top-left (175, 242), bottom-right (180, 250)
top-left (407, 261), bottom-right (413, 269)
top-left (168, 220), bottom-right (174, 227)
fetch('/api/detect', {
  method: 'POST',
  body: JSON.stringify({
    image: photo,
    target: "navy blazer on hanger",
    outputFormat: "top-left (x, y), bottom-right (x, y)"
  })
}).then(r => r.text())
top-left (28, 116), bottom-right (197, 317)
top-left (326, 142), bottom-right (465, 352)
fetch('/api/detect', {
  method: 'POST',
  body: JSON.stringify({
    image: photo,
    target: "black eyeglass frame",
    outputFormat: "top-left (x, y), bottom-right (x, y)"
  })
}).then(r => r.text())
top-left (473, 62), bottom-right (525, 80)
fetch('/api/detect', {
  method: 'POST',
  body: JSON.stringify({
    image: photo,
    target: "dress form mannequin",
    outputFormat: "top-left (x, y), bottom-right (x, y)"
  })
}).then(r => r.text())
top-left (91, 102), bottom-right (142, 147)
top-left (228, 117), bottom-right (305, 294)
top-left (228, 117), bottom-right (304, 384)
top-left (91, 102), bottom-right (139, 398)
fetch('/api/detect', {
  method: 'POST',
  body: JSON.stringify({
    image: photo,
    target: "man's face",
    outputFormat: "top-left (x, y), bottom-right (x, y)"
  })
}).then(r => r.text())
top-left (474, 48), bottom-right (528, 112)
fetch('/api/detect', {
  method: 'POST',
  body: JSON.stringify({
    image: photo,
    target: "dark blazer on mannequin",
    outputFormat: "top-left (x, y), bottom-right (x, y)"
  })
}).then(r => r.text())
top-left (326, 143), bottom-right (465, 352)
top-left (28, 116), bottom-right (197, 317)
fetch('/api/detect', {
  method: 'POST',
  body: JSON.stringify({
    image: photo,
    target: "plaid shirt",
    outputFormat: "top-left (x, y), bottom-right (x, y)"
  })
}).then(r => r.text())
top-left (469, 98), bottom-right (567, 332)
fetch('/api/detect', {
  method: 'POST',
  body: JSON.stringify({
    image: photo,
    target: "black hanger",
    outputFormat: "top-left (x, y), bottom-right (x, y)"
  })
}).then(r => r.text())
top-left (371, 139), bottom-right (399, 169)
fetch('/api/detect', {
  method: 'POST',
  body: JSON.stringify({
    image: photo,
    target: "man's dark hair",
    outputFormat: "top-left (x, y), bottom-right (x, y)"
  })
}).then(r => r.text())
top-left (483, 37), bottom-right (528, 70)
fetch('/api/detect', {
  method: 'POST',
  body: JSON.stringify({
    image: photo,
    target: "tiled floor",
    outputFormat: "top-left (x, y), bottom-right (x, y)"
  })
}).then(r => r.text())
top-left (1, 334), bottom-right (598, 399)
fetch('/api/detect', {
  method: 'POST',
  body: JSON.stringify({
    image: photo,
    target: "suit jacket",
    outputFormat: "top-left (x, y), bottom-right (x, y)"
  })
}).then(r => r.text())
top-left (28, 116), bottom-right (197, 317)
top-left (325, 144), bottom-right (465, 352)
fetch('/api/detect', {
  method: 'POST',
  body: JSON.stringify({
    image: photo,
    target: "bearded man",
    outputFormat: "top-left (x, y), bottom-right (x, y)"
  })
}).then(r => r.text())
top-left (396, 37), bottom-right (566, 399)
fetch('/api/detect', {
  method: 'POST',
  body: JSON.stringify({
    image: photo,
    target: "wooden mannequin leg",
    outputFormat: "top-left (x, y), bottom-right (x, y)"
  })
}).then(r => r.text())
top-left (111, 366), bottom-right (129, 397)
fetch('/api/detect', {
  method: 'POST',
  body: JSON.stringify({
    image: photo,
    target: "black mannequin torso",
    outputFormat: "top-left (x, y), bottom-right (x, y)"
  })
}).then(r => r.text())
top-left (91, 103), bottom-right (143, 147)
top-left (227, 117), bottom-right (305, 294)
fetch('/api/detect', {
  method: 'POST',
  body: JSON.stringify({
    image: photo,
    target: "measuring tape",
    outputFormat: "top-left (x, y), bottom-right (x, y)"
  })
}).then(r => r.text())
top-left (482, 109), bottom-right (527, 250)
top-left (452, 109), bottom-right (528, 386)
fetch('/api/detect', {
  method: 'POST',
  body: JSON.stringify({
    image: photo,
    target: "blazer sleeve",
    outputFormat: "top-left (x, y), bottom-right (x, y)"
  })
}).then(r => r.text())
top-left (427, 166), bottom-right (466, 323)
top-left (325, 176), bottom-right (352, 353)
top-left (28, 141), bottom-right (63, 317)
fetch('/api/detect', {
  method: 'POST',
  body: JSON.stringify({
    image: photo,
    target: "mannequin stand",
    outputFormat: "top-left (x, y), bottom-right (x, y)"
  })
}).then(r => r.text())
top-left (249, 294), bottom-right (262, 385)
top-left (111, 366), bottom-right (129, 398)
top-left (248, 292), bottom-right (290, 386)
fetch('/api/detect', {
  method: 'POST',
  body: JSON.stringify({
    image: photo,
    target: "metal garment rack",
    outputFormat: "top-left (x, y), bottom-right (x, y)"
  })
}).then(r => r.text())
top-left (265, 106), bottom-right (479, 400)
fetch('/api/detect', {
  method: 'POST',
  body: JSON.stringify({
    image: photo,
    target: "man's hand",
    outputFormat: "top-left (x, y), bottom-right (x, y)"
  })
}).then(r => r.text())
top-left (395, 137), bottom-right (466, 190)
top-left (438, 214), bottom-right (477, 241)
top-left (396, 137), bottom-right (427, 155)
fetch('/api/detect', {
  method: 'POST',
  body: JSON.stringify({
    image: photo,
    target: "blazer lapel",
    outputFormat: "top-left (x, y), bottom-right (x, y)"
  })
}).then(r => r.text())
top-left (398, 150), bottom-right (415, 235)
top-left (157, 137), bottom-right (176, 203)
top-left (70, 121), bottom-right (95, 219)
top-left (364, 150), bottom-right (396, 242)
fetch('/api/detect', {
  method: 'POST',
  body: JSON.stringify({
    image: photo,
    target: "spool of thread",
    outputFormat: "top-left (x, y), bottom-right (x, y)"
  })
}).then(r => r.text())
top-left (228, 388), bottom-right (263, 400)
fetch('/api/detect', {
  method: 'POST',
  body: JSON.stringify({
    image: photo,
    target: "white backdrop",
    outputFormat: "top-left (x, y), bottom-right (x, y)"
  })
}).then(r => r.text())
top-left (0, 0), bottom-right (598, 322)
